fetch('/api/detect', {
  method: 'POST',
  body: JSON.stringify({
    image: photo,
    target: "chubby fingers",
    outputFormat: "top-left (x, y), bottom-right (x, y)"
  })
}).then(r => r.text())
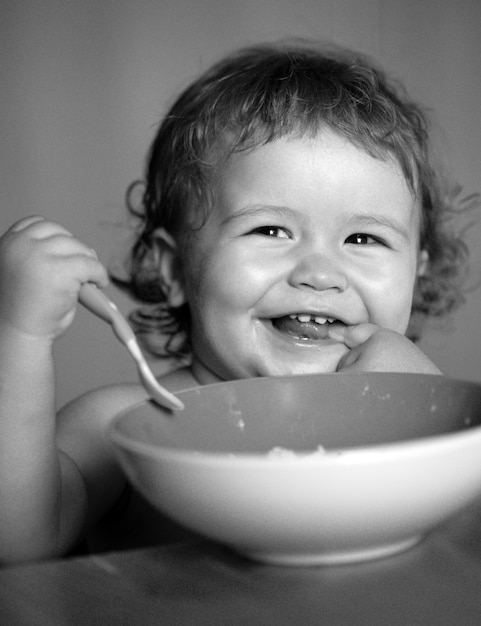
top-left (2, 215), bottom-right (109, 289)
top-left (328, 322), bottom-right (381, 349)
top-left (8, 215), bottom-right (47, 233)
top-left (7, 215), bottom-right (77, 240)
top-left (329, 322), bottom-right (443, 374)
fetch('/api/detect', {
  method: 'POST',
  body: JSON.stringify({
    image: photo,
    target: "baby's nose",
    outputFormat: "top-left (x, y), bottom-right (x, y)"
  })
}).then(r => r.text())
top-left (288, 252), bottom-right (348, 292)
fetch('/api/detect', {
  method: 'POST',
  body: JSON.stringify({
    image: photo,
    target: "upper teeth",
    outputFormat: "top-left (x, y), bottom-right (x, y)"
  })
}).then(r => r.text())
top-left (289, 314), bottom-right (335, 325)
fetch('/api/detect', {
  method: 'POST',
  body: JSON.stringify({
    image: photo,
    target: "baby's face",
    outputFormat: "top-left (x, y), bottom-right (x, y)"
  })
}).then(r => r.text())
top-left (180, 130), bottom-right (424, 383)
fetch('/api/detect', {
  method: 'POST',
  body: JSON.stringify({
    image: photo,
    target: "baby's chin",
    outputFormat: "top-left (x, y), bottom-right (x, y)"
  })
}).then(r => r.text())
top-left (191, 343), bottom-right (350, 383)
top-left (252, 348), bottom-right (350, 378)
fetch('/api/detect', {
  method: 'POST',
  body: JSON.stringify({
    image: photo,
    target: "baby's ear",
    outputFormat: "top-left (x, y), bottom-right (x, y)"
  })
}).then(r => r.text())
top-left (152, 228), bottom-right (186, 307)
top-left (417, 250), bottom-right (429, 277)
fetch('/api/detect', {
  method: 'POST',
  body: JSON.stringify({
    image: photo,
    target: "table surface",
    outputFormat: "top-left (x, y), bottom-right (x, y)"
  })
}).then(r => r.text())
top-left (3, 498), bottom-right (481, 625)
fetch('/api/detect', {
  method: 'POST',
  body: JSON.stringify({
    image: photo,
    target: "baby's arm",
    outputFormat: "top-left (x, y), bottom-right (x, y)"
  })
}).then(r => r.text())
top-left (330, 323), bottom-right (442, 374)
top-left (0, 216), bottom-right (111, 564)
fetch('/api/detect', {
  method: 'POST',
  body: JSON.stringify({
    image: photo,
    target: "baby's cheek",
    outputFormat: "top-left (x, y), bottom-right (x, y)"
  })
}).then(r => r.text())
top-left (367, 290), bottom-right (413, 335)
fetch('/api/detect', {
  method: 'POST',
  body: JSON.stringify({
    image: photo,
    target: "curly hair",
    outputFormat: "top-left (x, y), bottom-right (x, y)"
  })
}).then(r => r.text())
top-left (121, 41), bottom-right (472, 356)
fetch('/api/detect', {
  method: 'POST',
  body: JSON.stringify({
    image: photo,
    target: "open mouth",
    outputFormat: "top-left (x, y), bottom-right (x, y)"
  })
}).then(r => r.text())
top-left (271, 314), bottom-right (345, 341)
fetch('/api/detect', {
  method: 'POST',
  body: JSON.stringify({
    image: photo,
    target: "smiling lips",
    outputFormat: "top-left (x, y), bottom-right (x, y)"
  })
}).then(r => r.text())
top-left (272, 314), bottom-right (343, 341)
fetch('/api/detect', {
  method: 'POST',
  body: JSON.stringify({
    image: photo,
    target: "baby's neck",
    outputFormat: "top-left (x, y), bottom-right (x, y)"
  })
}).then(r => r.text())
top-left (190, 358), bottom-right (225, 386)
top-left (159, 365), bottom-right (202, 391)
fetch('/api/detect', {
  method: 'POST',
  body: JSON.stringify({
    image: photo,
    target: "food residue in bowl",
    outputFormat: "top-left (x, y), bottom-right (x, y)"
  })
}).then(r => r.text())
top-left (267, 445), bottom-right (326, 458)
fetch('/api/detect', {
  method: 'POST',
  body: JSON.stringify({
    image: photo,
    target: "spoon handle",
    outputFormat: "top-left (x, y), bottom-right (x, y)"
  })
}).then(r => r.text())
top-left (79, 283), bottom-right (136, 345)
top-left (78, 283), bottom-right (184, 411)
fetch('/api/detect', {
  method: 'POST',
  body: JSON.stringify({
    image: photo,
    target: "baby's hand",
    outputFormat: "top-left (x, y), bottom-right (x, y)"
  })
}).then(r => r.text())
top-left (0, 216), bottom-right (108, 339)
top-left (329, 323), bottom-right (442, 375)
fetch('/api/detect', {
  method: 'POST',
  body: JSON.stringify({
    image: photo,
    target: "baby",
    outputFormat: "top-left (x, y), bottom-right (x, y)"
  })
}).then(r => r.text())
top-left (0, 42), bottom-right (469, 564)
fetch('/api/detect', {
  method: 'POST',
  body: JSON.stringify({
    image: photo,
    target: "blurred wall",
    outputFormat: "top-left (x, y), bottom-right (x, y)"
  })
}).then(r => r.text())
top-left (1, 0), bottom-right (480, 407)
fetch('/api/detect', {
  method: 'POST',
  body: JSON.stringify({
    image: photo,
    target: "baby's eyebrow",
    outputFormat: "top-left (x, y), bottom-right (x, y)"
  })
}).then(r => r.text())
top-left (221, 205), bottom-right (414, 240)
top-left (346, 213), bottom-right (411, 239)
top-left (220, 204), bottom-right (296, 226)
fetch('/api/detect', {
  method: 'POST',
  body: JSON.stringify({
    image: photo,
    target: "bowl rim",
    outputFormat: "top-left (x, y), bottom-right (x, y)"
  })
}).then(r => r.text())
top-left (108, 396), bottom-right (481, 467)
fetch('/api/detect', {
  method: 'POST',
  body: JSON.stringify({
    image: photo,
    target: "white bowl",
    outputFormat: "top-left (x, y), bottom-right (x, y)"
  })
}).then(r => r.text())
top-left (109, 372), bottom-right (481, 566)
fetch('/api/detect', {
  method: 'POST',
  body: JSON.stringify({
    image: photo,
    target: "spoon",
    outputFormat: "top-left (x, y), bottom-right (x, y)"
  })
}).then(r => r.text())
top-left (78, 283), bottom-right (184, 411)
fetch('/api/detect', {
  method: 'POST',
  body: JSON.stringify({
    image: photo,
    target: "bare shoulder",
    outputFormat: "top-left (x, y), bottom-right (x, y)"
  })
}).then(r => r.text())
top-left (56, 366), bottom-right (199, 462)
top-left (57, 366), bottom-right (197, 436)
top-left (54, 366), bottom-right (198, 531)
top-left (57, 382), bottom-right (148, 440)
top-left (55, 381), bottom-right (149, 525)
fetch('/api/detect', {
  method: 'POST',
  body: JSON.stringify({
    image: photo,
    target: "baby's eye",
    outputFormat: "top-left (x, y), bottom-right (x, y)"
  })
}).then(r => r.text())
top-left (345, 233), bottom-right (380, 245)
top-left (250, 226), bottom-right (291, 238)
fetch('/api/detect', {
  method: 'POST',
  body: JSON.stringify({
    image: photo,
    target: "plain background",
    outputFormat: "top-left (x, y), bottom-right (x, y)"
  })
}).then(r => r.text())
top-left (1, 0), bottom-right (480, 407)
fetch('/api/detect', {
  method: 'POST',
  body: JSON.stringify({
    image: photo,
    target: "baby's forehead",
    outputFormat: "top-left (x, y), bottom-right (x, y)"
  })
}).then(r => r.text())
top-left (210, 128), bottom-right (413, 186)
top-left (186, 129), bottom-right (421, 238)
top-left (208, 132), bottom-right (417, 215)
